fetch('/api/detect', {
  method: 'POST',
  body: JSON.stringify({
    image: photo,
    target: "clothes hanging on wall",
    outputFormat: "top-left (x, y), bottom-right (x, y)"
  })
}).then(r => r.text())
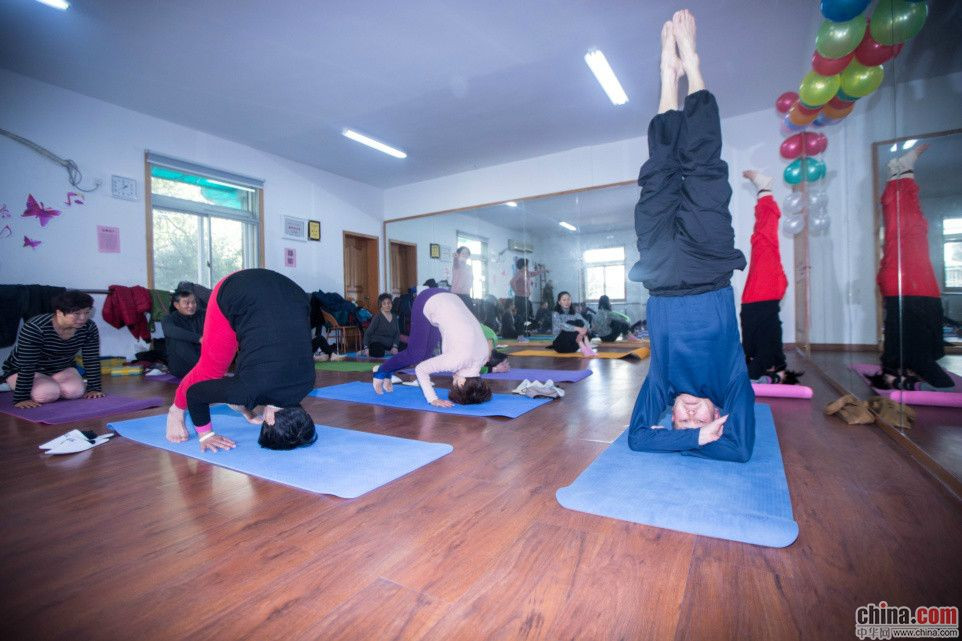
top-left (102, 285), bottom-right (152, 341)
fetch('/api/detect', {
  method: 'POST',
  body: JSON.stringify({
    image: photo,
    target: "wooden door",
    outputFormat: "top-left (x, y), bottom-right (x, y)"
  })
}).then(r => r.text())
top-left (343, 232), bottom-right (380, 312)
top-left (389, 240), bottom-right (417, 295)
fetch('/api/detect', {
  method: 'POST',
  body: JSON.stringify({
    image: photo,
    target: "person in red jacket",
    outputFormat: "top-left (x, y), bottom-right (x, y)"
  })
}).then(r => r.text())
top-left (739, 170), bottom-right (802, 384)
top-left (872, 144), bottom-right (952, 389)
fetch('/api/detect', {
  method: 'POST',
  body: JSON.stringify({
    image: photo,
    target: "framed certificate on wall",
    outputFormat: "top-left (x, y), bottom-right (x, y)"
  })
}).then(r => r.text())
top-left (282, 216), bottom-right (307, 241)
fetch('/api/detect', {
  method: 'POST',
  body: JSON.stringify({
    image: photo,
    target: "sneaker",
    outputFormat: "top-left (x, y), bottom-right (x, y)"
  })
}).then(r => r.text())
top-left (589, 337), bottom-right (602, 345)
top-left (330, 353), bottom-right (346, 362)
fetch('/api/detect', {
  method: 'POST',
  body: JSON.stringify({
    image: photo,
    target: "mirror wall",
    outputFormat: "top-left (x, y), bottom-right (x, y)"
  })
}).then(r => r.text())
top-left (383, 1), bottom-right (961, 494)
top-left (804, 0), bottom-right (962, 495)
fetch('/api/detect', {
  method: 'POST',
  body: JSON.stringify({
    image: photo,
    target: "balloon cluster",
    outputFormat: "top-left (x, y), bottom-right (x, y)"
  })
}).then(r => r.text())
top-left (773, 0), bottom-right (928, 236)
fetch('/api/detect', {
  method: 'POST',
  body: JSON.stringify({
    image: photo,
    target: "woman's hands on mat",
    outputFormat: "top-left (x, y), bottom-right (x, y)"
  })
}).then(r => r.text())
top-left (199, 432), bottom-right (236, 453)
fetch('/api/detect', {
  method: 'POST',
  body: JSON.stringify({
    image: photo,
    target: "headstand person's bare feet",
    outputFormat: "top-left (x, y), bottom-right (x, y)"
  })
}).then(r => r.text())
top-left (673, 9), bottom-right (704, 94)
top-left (658, 21), bottom-right (684, 114)
top-left (742, 170), bottom-right (774, 195)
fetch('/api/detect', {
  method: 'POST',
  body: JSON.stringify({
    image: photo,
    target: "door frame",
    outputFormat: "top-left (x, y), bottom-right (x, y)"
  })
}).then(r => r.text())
top-left (342, 230), bottom-right (380, 312)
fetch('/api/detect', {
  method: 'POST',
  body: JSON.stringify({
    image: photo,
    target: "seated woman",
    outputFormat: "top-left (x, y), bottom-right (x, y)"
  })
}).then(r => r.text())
top-left (500, 301), bottom-right (520, 339)
top-left (372, 287), bottom-right (492, 407)
top-left (871, 143), bottom-right (953, 390)
top-left (739, 170), bottom-right (802, 384)
top-left (2, 290), bottom-right (104, 408)
top-left (165, 269), bottom-right (317, 452)
top-left (591, 295), bottom-right (642, 342)
top-left (533, 301), bottom-right (553, 333)
top-left (551, 291), bottom-right (594, 356)
top-left (626, 11), bottom-right (754, 462)
top-left (363, 293), bottom-right (400, 357)
top-left (161, 289), bottom-right (205, 378)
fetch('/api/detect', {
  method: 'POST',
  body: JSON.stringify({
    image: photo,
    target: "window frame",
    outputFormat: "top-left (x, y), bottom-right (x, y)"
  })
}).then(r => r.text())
top-left (943, 216), bottom-right (962, 293)
top-left (145, 153), bottom-right (265, 290)
top-left (582, 245), bottom-right (627, 303)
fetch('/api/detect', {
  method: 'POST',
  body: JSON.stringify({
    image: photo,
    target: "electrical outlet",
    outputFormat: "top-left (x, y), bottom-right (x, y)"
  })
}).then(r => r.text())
top-left (110, 175), bottom-right (138, 201)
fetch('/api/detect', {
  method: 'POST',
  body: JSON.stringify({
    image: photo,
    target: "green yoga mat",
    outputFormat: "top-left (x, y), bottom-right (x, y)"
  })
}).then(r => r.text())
top-left (315, 361), bottom-right (377, 372)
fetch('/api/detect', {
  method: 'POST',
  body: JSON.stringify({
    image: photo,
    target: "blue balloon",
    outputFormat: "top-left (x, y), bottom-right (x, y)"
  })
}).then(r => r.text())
top-left (836, 88), bottom-right (861, 102)
top-left (820, 0), bottom-right (871, 23)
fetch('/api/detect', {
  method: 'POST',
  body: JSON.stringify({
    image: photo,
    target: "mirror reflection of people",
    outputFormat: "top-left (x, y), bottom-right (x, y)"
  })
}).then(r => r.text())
top-left (510, 258), bottom-right (546, 336)
top-left (739, 170), bottom-right (803, 384)
top-left (871, 143), bottom-right (953, 390)
top-left (162, 289), bottom-right (205, 378)
top-left (591, 295), bottom-right (643, 343)
top-left (451, 246), bottom-right (474, 312)
top-left (533, 301), bottom-right (553, 334)
top-left (363, 293), bottom-right (400, 357)
top-left (551, 291), bottom-right (595, 356)
top-left (625, 11), bottom-right (754, 462)
top-left (372, 287), bottom-right (492, 407)
top-left (2, 290), bottom-right (104, 408)
top-left (500, 301), bottom-right (520, 339)
top-left (164, 269), bottom-right (317, 452)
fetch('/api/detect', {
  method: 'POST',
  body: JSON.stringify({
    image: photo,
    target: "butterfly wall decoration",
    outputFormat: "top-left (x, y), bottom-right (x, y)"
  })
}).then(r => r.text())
top-left (23, 235), bottom-right (41, 249)
top-left (22, 194), bottom-right (61, 227)
top-left (64, 192), bottom-right (85, 206)
top-left (0, 204), bottom-right (10, 218)
top-left (0, 225), bottom-right (12, 239)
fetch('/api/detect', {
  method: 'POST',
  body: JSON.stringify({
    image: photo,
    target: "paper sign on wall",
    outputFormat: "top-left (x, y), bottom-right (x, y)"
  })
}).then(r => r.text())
top-left (284, 247), bottom-right (296, 268)
top-left (97, 225), bottom-right (120, 253)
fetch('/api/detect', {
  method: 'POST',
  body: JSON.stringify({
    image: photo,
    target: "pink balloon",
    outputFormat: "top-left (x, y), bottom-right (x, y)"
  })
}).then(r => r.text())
top-left (776, 91), bottom-right (799, 114)
top-left (803, 132), bottom-right (829, 155)
top-left (812, 50), bottom-right (854, 76)
top-left (780, 133), bottom-right (804, 159)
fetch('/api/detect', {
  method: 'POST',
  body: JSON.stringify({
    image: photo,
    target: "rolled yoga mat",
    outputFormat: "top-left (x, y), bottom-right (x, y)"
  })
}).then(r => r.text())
top-left (315, 361), bottom-right (378, 372)
top-left (146, 373), bottom-right (182, 384)
top-left (751, 383), bottom-right (813, 399)
top-left (398, 367), bottom-right (593, 383)
top-left (308, 381), bottom-right (551, 418)
top-left (511, 346), bottom-right (650, 360)
top-left (109, 405), bottom-right (453, 499)
top-left (0, 393), bottom-right (165, 425)
top-left (850, 363), bottom-right (962, 408)
top-left (556, 404), bottom-right (798, 548)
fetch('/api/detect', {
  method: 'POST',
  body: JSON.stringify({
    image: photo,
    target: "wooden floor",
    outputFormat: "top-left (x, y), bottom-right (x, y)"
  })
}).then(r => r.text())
top-left (810, 350), bottom-right (962, 490)
top-left (2, 351), bottom-right (961, 641)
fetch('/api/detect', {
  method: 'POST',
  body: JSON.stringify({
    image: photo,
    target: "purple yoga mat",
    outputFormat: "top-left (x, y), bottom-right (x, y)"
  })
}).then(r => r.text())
top-left (0, 393), bottom-right (165, 425)
top-left (850, 363), bottom-right (962, 407)
top-left (398, 367), bottom-right (592, 383)
top-left (146, 373), bottom-right (181, 384)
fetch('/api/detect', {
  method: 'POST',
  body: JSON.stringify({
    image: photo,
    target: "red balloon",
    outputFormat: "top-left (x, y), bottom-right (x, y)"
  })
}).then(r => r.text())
top-left (796, 101), bottom-right (822, 116)
top-left (828, 95), bottom-right (855, 109)
top-left (854, 30), bottom-right (903, 66)
top-left (812, 50), bottom-right (854, 76)
top-left (780, 133), bottom-right (804, 159)
top-left (804, 132), bottom-right (829, 155)
top-left (776, 91), bottom-right (799, 114)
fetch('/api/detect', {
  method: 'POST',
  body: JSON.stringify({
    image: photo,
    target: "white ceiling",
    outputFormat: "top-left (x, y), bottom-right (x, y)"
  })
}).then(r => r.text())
top-left (1, 0), bottom-right (959, 189)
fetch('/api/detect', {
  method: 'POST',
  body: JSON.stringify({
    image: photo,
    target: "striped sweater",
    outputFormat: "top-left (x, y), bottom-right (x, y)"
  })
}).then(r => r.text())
top-left (1, 314), bottom-right (102, 403)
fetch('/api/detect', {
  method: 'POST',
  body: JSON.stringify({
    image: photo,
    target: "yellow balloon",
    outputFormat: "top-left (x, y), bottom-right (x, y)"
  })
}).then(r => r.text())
top-left (840, 60), bottom-right (884, 97)
top-left (799, 71), bottom-right (841, 107)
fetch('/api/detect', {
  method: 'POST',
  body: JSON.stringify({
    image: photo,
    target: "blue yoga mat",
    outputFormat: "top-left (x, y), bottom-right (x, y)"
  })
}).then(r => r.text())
top-left (398, 367), bottom-right (592, 383)
top-left (308, 381), bottom-right (551, 418)
top-left (109, 405), bottom-right (453, 499)
top-left (556, 404), bottom-right (798, 547)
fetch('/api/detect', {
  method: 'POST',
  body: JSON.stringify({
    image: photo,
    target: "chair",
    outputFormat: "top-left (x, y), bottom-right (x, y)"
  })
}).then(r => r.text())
top-left (321, 310), bottom-right (362, 354)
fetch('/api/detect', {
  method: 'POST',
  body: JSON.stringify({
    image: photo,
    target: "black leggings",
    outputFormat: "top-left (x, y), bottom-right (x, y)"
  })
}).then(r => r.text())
top-left (881, 295), bottom-right (945, 372)
top-left (600, 319), bottom-right (632, 342)
top-left (368, 341), bottom-right (393, 358)
top-left (312, 334), bottom-right (334, 356)
top-left (740, 300), bottom-right (786, 379)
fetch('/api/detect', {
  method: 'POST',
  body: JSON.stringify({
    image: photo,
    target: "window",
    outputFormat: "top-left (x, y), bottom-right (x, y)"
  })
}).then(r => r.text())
top-left (147, 154), bottom-right (262, 291)
top-left (456, 232), bottom-right (488, 297)
top-left (944, 217), bottom-right (962, 292)
top-left (583, 246), bottom-right (626, 301)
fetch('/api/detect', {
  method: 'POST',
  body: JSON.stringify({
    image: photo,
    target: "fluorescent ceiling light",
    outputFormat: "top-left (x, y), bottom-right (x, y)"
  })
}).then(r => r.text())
top-left (559, 221), bottom-right (577, 231)
top-left (342, 129), bottom-right (407, 159)
top-left (35, 0), bottom-right (69, 9)
top-left (889, 143), bottom-right (898, 152)
top-left (584, 49), bottom-right (628, 106)
top-left (504, 201), bottom-right (518, 207)
top-left (902, 139), bottom-right (917, 150)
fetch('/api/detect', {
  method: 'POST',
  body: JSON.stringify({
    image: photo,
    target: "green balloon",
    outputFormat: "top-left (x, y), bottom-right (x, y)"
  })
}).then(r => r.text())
top-left (806, 158), bottom-right (827, 182)
top-left (841, 60), bottom-right (884, 97)
top-left (871, 0), bottom-right (928, 45)
top-left (784, 159), bottom-right (804, 185)
top-left (799, 71), bottom-right (842, 107)
top-left (815, 15), bottom-right (867, 58)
